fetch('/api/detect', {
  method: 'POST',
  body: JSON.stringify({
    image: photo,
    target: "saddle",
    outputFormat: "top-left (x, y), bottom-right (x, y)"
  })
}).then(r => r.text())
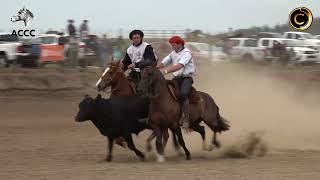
top-left (166, 80), bottom-right (200, 104)
top-left (128, 79), bottom-right (137, 94)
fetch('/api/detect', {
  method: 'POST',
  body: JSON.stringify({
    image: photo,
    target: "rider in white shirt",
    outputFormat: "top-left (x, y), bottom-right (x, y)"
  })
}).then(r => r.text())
top-left (157, 36), bottom-right (196, 128)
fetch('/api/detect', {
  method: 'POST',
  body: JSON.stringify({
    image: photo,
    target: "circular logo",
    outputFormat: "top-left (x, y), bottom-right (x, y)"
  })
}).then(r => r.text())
top-left (289, 7), bottom-right (313, 31)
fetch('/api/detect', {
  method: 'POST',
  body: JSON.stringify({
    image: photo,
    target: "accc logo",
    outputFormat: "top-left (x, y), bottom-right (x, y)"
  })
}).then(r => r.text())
top-left (10, 7), bottom-right (36, 37)
top-left (11, 30), bottom-right (36, 37)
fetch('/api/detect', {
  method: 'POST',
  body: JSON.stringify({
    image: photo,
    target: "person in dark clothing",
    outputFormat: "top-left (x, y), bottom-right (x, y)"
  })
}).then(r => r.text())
top-left (122, 30), bottom-right (157, 87)
top-left (67, 19), bottom-right (76, 36)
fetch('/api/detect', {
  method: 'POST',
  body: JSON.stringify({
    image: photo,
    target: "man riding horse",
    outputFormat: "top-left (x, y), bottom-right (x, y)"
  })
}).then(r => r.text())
top-left (121, 30), bottom-right (157, 87)
top-left (157, 36), bottom-right (196, 129)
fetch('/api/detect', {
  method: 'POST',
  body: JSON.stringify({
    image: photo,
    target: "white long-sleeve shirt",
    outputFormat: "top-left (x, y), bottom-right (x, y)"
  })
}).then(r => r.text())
top-left (162, 47), bottom-right (196, 77)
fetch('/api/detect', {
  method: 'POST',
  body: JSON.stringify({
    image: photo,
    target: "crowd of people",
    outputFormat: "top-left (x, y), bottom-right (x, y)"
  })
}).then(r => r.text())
top-left (65, 19), bottom-right (127, 68)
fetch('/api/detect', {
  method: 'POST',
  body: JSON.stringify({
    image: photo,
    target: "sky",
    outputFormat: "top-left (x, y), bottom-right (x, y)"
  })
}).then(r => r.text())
top-left (1, 0), bottom-right (319, 37)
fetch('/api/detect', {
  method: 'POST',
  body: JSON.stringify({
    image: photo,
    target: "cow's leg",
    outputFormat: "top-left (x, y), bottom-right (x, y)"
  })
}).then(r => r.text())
top-left (106, 137), bottom-right (114, 162)
top-left (125, 134), bottom-right (145, 161)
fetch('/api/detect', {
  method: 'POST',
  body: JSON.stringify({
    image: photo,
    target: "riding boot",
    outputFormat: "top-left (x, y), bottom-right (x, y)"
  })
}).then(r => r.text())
top-left (180, 99), bottom-right (190, 129)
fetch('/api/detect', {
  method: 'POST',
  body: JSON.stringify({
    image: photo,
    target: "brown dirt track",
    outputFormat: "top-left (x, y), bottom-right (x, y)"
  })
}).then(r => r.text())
top-left (1, 62), bottom-right (320, 180)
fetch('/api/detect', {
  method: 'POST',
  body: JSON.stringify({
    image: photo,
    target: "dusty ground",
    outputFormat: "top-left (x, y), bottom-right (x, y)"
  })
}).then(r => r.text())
top-left (1, 62), bottom-right (320, 180)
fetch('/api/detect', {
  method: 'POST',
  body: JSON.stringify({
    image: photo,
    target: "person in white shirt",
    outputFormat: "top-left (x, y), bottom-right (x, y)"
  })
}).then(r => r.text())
top-left (122, 30), bottom-right (157, 87)
top-left (157, 36), bottom-right (196, 128)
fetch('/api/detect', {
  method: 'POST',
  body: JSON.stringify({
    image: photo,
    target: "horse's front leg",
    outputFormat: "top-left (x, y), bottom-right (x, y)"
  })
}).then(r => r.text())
top-left (154, 127), bottom-right (165, 163)
top-left (162, 128), bottom-right (169, 148)
top-left (146, 132), bottom-right (156, 152)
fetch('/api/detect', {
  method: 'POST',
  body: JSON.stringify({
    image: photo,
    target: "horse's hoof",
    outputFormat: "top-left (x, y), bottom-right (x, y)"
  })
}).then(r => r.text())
top-left (176, 149), bottom-right (184, 156)
top-left (106, 157), bottom-right (112, 162)
top-left (186, 156), bottom-right (191, 160)
top-left (156, 154), bottom-right (165, 163)
top-left (98, 158), bottom-right (110, 163)
top-left (214, 141), bottom-right (221, 148)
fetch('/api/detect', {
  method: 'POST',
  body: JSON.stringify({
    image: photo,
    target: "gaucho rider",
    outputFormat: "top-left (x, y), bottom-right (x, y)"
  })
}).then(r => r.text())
top-left (157, 36), bottom-right (196, 129)
top-left (122, 30), bottom-right (157, 87)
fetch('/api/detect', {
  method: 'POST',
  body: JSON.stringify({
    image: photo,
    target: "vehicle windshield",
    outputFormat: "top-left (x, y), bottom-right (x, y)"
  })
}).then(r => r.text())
top-left (0, 34), bottom-right (19, 42)
top-left (301, 33), bottom-right (313, 39)
top-left (38, 36), bottom-right (57, 44)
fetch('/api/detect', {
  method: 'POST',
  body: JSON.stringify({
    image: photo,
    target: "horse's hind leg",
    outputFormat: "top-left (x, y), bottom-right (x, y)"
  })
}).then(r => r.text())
top-left (174, 127), bottom-right (191, 160)
top-left (125, 134), bottom-right (145, 161)
top-left (212, 131), bottom-right (221, 148)
top-left (204, 119), bottom-right (221, 149)
top-left (190, 123), bottom-right (213, 151)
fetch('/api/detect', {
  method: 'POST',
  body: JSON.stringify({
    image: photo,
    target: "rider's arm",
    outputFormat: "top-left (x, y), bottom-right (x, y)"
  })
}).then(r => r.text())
top-left (164, 64), bottom-right (184, 74)
top-left (122, 52), bottom-right (132, 71)
top-left (158, 54), bottom-right (172, 69)
top-left (144, 45), bottom-right (156, 61)
top-left (164, 52), bottom-right (192, 74)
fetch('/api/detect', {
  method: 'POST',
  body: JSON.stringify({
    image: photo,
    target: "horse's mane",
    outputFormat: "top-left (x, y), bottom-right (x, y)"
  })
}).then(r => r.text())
top-left (18, 8), bottom-right (34, 18)
top-left (151, 67), bottom-right (166, 82)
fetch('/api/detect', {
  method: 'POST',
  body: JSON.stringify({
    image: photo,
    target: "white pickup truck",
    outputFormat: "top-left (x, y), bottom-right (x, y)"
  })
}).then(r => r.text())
top-left (258, 38), bottom-right (320, 64)
top-left (283, 32), bottom-right (320, 50)
top-left (228, 38), bottom-right (266, 62)
top-left (0, 33), bottom-right (22, 67)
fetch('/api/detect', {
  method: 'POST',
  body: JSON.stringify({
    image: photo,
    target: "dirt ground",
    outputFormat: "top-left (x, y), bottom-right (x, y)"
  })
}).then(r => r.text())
top-left (1, 62), bottom-right (320, 180)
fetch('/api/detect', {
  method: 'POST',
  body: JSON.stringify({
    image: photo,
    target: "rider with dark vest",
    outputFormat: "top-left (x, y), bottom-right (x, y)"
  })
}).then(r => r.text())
top-left (122, 30), bottom-right (157, 87)
top-left (157, 36), bottom-right (196, 129)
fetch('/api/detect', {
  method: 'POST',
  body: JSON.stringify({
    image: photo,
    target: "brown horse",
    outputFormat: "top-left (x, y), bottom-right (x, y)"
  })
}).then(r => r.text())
top-left (137, 66), bottom-right (230, 162)
top-left (95, 60), bottom-right (172, 151)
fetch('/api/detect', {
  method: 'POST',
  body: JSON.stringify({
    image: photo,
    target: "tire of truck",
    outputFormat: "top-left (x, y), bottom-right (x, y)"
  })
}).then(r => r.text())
top-left (243, 54), bottom-right (253, 63)
top-left (0, 55), bottom-right (9, 68)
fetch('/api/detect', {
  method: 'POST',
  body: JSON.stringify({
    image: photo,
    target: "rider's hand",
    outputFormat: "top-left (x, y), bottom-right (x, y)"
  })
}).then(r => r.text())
top-left (160, 69), bottom-right (168, 74)
top-left (128, 63), bottom-right (135, 69)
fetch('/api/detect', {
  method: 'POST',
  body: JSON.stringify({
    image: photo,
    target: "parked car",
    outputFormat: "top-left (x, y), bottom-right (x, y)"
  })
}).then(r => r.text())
top-left (186, 42), bottom-right (210, 60)
top-left (37, 34), bottom-right (85, 66)
top-left (0, 33), bottom-right (22, 67)
top-left (258, 38), bottom-right (320, 64)
top-left (228, 38), bottom-right (266, 62)
top-left (16, 38), bottom-right (41, 67)
top-left (283, 32), bottom-right (320, 50)
top-left (251, 32), bottom-right (282, 39)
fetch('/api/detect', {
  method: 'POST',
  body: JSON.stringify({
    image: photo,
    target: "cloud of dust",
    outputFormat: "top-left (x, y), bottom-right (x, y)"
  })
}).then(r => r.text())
top-left (192, 62), bottom-right (320, 151)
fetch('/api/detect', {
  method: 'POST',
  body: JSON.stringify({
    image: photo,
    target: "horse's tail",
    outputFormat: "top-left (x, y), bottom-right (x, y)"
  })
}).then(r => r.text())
top-left (214, 111), bottom-right (230, 133)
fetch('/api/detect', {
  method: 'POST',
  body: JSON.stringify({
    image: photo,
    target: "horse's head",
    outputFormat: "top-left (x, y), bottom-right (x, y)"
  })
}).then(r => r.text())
top-left (96, 60), bottom-right (122, 91)
top-left (11, 8), bottom-right (34, 26)
top-left (75, 94), bottom-right (98, 122)
top-left (138, 66), bottom-right (164, 98)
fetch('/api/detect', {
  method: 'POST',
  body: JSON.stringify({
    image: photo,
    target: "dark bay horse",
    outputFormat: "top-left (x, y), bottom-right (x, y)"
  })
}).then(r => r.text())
top-left (137, 66), bottom-right (230, 162)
